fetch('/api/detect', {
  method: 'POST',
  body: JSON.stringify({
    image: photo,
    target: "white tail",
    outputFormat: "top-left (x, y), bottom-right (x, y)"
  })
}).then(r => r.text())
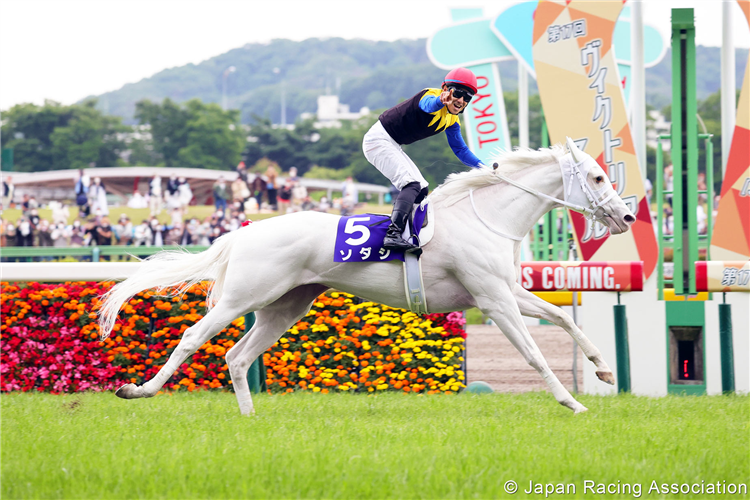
top-left (97, 229), bottom-right (241, 340)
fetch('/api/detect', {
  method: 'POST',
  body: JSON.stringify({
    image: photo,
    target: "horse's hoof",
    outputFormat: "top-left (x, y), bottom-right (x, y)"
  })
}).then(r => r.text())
top-left (574, 405), bottom-right (589, 415)
top-left (596, 371), bottom-right (615, 385)
top-left (115, 383), bottom-right (141, 399)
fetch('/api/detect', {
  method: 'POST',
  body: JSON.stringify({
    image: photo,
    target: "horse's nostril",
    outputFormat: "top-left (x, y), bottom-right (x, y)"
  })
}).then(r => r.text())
top-left (624, 214), bottom-right (636, 225)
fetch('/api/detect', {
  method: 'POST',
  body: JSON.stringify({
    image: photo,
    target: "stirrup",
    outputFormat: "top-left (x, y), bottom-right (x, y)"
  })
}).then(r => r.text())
top-left (383, 236), bottom-right (418, 251)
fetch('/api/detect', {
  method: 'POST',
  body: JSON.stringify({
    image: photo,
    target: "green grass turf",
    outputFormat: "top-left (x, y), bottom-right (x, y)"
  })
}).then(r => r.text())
top-left (2, 392), bottom-right (748, 499)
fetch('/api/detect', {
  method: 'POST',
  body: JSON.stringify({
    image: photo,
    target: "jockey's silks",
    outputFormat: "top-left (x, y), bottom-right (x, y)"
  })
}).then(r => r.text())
top-left (379, 89), bottom-right (460, 145)
top-left (378, 89), bottom-right (481, 168)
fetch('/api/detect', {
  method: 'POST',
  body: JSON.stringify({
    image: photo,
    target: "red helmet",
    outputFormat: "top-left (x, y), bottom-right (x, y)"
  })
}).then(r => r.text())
top-left (443, 68), bottom-right (478, 94)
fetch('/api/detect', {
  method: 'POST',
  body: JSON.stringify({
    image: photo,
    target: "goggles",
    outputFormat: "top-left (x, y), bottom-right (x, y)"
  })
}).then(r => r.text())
top-left (447, 85), bottom-right (474, 102)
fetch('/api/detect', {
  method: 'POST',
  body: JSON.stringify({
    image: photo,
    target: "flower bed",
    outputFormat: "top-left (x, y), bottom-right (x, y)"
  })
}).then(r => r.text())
top-left (1, 282), bottom-right (466, 394)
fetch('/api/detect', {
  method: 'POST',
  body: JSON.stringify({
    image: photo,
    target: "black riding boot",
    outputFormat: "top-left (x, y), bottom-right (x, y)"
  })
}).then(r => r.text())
top-left (383, 201), bottom-right (418, 252)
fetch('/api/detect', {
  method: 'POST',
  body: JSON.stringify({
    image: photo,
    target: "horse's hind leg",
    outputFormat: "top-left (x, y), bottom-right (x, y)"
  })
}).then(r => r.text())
top-left (512, 284), bottom-right (615, 385)
top-left (225, 284), bottom-right (329, 415)
top-left (116, 297), bottom-right (252, 399)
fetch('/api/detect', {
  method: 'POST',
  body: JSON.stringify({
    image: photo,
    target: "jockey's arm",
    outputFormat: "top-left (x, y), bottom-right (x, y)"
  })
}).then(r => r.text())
top-left (445, 123), bottom-right (482, 168)
top-left (418, 94), bottom-right (444, 114)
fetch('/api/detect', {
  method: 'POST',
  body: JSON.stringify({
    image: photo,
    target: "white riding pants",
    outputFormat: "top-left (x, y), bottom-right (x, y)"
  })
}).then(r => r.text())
top-left (363, 120), bottom-right (429, 191)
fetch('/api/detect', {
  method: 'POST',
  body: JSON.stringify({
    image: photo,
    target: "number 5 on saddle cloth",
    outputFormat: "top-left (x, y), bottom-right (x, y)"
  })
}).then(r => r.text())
top-left (334, 204), bottom-right (430, 314)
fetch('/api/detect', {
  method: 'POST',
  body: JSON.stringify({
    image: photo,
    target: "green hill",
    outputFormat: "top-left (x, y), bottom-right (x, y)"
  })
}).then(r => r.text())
top-left (86, 38), bottom-right (747, 124)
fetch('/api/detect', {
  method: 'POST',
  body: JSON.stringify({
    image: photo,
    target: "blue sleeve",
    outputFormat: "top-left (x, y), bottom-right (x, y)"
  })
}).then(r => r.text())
top-left (446, 123), bottom-right (482, 167)
top-left (418, 94), bottom-right (444, 114)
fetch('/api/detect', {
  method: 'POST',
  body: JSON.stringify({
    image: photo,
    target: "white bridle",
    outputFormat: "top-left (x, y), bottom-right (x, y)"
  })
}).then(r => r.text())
top-left (468, 137), bottom-right (618, 241)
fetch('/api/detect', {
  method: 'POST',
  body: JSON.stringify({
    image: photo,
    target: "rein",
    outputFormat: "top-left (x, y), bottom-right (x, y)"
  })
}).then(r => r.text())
top-left (467, 156), bottom-right (617, 242)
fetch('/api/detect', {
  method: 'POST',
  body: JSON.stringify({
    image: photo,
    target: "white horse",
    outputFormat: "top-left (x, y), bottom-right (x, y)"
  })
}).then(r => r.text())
top-left (99, 139), bottom-right (635, 415)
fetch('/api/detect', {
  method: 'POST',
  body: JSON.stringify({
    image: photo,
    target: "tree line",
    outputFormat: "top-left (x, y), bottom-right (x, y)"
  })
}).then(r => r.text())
top-left (0, 90), bottom-right (731, 189)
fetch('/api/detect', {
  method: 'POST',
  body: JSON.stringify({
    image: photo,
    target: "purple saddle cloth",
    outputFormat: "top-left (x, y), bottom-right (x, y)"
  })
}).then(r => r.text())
top-left (333, 204), bottom-right (427, 263)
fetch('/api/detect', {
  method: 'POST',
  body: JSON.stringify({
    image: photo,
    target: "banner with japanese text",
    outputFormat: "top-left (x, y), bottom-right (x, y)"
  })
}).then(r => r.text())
top-left (711, 0), bottom-right (750, 262)
top-left (460, 62), bottom-right (511, 164)
top-left (531, 0), bottom-right (658, 278)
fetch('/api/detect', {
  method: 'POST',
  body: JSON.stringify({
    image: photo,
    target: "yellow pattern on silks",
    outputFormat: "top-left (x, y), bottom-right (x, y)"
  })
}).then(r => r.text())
top-left (420, 88), bottom-right (460, 132)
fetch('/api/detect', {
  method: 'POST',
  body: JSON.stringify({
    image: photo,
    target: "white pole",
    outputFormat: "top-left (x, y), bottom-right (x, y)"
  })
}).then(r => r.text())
top-left (518, 61), bottom-right (529, 149)
top-left (721, 1), bottom-right (736, 176)
top-left (631, 0), bottom-right (646, 179)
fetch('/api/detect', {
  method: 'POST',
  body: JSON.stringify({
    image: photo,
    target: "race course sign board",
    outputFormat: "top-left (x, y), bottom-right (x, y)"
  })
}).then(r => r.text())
top-left (532, 0), bottom-right (658, 279)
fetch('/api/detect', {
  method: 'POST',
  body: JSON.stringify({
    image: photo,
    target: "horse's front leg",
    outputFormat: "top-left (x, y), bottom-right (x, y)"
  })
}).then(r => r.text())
top-left (512, 284), bottom-right (615, 385)
top-left (465, 279), bottom-right (587, 414)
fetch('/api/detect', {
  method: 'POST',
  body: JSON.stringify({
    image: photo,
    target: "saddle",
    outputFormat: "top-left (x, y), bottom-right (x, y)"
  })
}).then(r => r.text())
top-left (332, 202), bottom-right (433, 315)
top-left (333, 202), bottom-right (432, 264)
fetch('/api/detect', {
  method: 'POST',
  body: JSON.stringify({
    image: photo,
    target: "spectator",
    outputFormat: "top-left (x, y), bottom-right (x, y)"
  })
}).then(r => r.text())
top-left (149, 176), bottom-right (163, 216)
top-left (27, 196), bottom-right (39, 211)
top-left (278, 180), bottom-right (292, 214)
top-left (3, 223), bottom-right (17, 256)
top-left (317, 196), bottom-right (331, 213)
top-left (2, 175), bottom-right (14, 209)
top-left (28, 208), bottom-right (41, 229)
top-left (128, 191), bottom-right (148, 209)
top-left (231, 174), bottom-right (250, 212)
top-left (180, 218), bottom-right (200, 246)
top-left (165, 223), bottom-right (183, 245)
top-left (644, 177), bottom-right (653, 208)
top-left (213, 176), bottom-right (229, 213)
top-left (68, 219), bottom-right (86, 247)
top-left (148, 218), bottom-right (168, 246)
top-left (341, 176), bottom-right (359, 212)
top-left (16, 216), bottom-right (33, 247)
top-left (291, 179), bottom-right (308, 212)
top-left (244, 196), bottom-right (259, 213)
top-left (287, 166), bottom-right (299, 183)
top-left (20, 194), bottom-right (31, 215)
top-left (0, 219), bottom-right (7, 248)
top-left (236, 161), bottom-right (248, 183)
top-left (301, 196), bottom-right (316, 211)
top-left (94, 216), bottom-right (113, 261)
top-left (114, 215), bottom-right (133, 246)
top-left (169, 207), bottom-right (183, 228)
top-left (37, 220), bottom-right (53, 248)
top-left (83, 217), bottom-right (98, 247)
top-left (697, 204), bottom-right (708, 235)
top-left (249, 173), bottom-right (266, 211)
top-left (90, 177), bottom-right (109, 216)
top-left (197, 217), bottom-right (213, 246)
top-left (265, 165), bottom-right (278, 211)
top-left (133, 220), bottom-right (152, 247)
top-left (166, 173), bottom-right (180, 199)
top-left (697, 172), bottom-right (708, 204)
top-left (178, 177), bottom-right (193, 209)
top-left (51, 222), bottom-right (70, 247)
top-left (49, 201), bottom-right (70, 226)
top-left (75, 169), bottom-right (91, 218)
top-left (664, 164), bottom-right (673, 207)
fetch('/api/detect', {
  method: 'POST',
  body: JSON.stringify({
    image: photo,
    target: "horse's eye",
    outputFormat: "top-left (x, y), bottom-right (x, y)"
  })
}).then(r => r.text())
top-left (595, 176), bottom-right (603, 183)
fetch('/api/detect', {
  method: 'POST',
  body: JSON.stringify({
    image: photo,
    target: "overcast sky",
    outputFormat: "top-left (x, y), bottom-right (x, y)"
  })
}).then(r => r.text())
top-left (1, 0), bottom-right (748, 110)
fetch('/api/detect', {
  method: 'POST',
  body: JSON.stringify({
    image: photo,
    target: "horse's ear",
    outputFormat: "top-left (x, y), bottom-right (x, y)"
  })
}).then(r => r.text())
top-left (566, 137), bottom-right (582, 163)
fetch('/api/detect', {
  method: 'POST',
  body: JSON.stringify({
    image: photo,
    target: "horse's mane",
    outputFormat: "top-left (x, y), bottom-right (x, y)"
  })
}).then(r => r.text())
top-left (429, 145), bottom-right (566, 207)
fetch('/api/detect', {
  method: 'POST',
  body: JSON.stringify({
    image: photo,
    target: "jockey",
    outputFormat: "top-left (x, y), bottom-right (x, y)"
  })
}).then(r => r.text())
top-left (363, 67), bottom-right (484, 252)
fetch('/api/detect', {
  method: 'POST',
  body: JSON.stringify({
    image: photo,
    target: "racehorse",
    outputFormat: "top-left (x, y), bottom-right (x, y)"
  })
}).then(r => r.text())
top-left (99, 138), bottom-right (635, 415)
